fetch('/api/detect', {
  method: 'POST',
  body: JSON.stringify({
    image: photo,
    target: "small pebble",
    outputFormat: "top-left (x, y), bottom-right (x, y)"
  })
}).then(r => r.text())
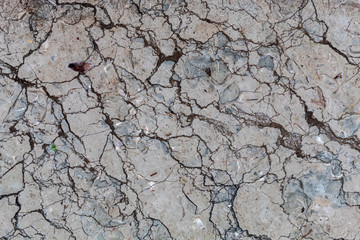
top-left (68, 61), bottom-right (93, 73)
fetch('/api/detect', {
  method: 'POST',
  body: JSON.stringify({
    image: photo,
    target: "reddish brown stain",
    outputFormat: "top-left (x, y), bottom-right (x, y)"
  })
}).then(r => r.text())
top-left (68, 61), bottom-right (93, 73)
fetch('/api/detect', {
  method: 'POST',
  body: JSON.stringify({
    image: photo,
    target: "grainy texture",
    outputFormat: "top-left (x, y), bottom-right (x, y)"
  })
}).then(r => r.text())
top-left (1, 0), bottom-right (360, 239)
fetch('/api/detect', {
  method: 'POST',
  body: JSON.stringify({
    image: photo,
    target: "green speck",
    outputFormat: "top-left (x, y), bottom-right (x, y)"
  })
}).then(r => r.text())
top-left (50, 143), bottom-right (57, 152)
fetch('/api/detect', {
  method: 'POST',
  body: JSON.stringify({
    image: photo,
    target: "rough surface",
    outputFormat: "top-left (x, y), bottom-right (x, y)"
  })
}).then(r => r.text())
top-left (1, 1), bottom-right (360, 239)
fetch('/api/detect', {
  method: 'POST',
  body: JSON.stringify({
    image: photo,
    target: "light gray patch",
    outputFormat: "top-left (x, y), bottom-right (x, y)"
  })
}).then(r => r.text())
top-left (215, 32), bottom-right (228, 48)
top-left (210, 60), bottom-right (230, 85)
top-left (220, 83), bottom-right (241, 103)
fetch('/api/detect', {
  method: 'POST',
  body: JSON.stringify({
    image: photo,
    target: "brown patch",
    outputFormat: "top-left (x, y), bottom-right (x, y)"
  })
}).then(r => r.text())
top-left (300, 229), bottom-right (313, 239)
top-left (334, 72), bottom-right (342, 80)
top-left (68, 61), bottom-right (93, 73)
top-left (311, 87), bottom-right (325, 108)
top-left (205, 67), bottom-right (212, 76)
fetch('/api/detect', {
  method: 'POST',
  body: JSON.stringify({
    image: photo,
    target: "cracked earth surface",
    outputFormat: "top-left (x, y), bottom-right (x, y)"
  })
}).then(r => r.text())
top-left (1, 0), bottom-right (360, 239)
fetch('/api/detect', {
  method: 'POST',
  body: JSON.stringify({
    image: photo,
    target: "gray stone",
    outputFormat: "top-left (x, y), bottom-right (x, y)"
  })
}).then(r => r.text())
top-left (258, 55), bottom-right (274, 70)
top-left (220, 83), bottom-right (241, 103)
top-left (210, 60), bottom-right (230, 85)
